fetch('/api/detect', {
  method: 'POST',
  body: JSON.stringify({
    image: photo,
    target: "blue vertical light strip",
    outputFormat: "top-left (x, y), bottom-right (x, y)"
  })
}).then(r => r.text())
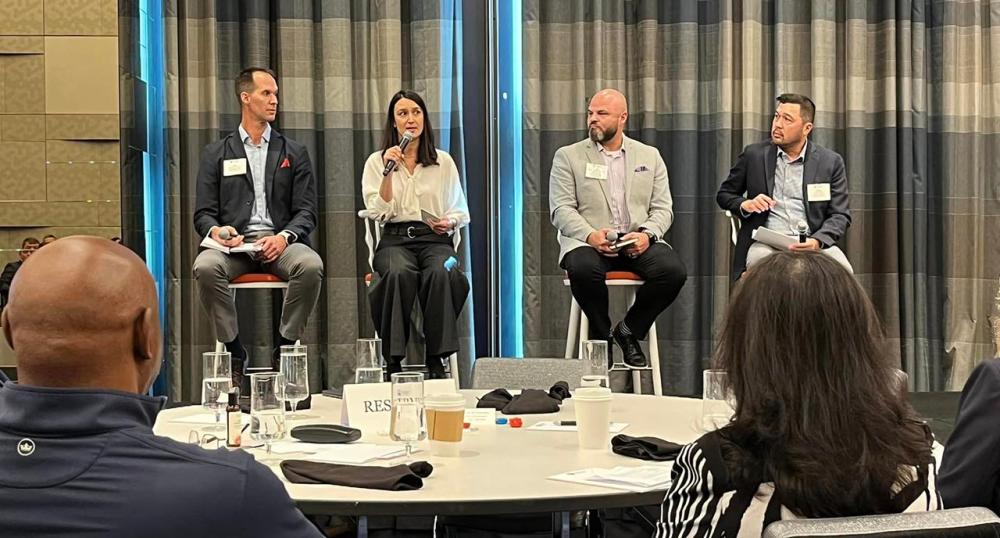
top-left (139, 0), bottom-right (168, 394)
top-left (497, 1), bottom-right (523, 356)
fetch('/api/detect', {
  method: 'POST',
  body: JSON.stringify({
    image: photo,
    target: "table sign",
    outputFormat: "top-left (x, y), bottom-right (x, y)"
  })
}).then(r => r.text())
top-left (340, 379), bottom-right (456, 433)
top-left (462, 408), bottom-right (497, 428)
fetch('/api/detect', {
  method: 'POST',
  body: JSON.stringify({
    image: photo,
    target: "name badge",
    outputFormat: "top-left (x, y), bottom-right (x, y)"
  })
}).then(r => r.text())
top-left (223, 158), bottom-right (247, 177)
top-left (585, 163), bottom-right (608, 180)
top-left (807, 183), bottom-right (832, 202)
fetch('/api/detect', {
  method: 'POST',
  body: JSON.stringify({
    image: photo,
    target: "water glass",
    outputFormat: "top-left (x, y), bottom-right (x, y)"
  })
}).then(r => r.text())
top-left (355, 338), bottom-right (384, 384)
top-left (279, 345), bottom-right (309, 417)
top-left (201, 351), bottom-right (232, 428)
top-left (250, 372), bottom-right (286, 455)
top-left (701, 369), bottom-right (734, 431)
top-left (389, 372), bottom-right (426, 460)
top-left (580, 340), bottom-right (610, 389)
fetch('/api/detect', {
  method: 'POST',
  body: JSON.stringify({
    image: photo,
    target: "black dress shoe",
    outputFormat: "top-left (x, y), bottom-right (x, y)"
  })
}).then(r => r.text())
top-left (426, 356), bottom-right (447, 379)
top-left (385, 356), bottom-right (404, 381)
top-left (612, 324), bottom-right (648, 368)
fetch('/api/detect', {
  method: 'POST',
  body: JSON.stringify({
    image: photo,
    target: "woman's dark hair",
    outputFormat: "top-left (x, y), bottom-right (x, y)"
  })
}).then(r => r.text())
top-left (380, 90), bottom-right (438, 167)
top-left (715, 251), bottom-right (931, 517)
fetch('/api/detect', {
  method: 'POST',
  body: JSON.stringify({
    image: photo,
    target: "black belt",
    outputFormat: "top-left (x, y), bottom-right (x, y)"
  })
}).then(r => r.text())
top-left (383, 222), bottom-right (436, 239)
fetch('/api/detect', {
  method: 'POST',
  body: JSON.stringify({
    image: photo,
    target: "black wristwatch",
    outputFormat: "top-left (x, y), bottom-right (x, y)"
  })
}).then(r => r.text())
top-left (638, 228), bottom-right (657, 243)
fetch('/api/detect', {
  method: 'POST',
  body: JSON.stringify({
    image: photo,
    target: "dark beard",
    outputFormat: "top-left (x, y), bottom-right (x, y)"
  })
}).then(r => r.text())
top-left (589, 124), bottom-right (617, 144)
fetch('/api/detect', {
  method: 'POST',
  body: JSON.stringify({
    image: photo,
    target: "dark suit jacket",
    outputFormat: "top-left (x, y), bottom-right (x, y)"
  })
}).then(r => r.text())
top-left (716, 140), bottom-right (851, 280)
top-left (0, 260), bottom-right (21, 309)
top-left (939, 358), bottom-right (1000, 513)
top-left (193, 127), bottom-right (317, 247)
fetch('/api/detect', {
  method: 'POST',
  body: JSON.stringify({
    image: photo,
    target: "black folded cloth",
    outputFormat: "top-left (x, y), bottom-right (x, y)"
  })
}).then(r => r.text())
top-left (280, 460), bottom-right (433, 491)
top-left (611, 434), bottom-right (684, 461)
top-left (548, 381), bottom-right (571, 402)
top-left (476, 388), bottom-right (513, 410)
top-left (501, 388), bottom-right (561, 415)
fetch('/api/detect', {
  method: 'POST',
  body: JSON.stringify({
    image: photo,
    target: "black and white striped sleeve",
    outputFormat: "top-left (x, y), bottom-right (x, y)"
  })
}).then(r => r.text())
top-left (656, 441), bottom-right (723, 538)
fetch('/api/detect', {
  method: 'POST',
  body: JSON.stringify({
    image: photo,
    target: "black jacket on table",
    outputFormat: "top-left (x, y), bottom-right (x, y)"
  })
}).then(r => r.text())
top-left (939, 358), bottom-right (1000, 513)
top-left (0, 383), bottom-right (323, 538)
top-left (193, 127), bottom-right (318, 248)
top-left (716, 140), bottom-right (851, 280)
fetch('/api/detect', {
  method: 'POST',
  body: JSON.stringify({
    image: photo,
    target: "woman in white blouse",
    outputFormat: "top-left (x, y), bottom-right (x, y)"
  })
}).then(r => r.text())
top-left (362, 90), bottom-right (470, 379)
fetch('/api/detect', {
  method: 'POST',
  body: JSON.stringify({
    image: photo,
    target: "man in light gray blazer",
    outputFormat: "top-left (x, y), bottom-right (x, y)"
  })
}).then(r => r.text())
top-left (549, 89), bottom-right (687, 368)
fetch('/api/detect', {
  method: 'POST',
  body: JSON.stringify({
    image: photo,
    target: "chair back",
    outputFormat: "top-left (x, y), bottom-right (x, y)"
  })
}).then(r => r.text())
top-left (471, 357), bottom-right (585, 390)
top-left (762, 507), bottom-right (1000, 538)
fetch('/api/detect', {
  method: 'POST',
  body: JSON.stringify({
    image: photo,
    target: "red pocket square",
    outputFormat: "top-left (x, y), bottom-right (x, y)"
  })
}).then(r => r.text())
top-left (280, 157), bottom-right (291, 168)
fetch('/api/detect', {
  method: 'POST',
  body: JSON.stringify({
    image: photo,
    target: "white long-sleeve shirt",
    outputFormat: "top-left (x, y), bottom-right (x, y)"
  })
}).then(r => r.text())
top-left (362, 149), bottom-right (470, 227)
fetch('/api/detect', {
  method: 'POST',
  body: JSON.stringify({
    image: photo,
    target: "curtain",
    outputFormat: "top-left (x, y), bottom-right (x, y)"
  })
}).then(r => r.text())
top-left (163, 0), bottom-right (473, 401)
top-left (522, 0), bottom-right (1000, 393)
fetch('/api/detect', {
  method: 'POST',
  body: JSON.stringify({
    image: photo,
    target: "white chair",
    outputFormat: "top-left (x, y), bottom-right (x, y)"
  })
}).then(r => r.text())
top-left (213, 273), bottom-right (300, 354)
top-left (563, 270), bottom-right (662, 396)
top-left (762, 507), bottom-right (1000, 538)
top-left (358, 209), bottom-right (461, 387)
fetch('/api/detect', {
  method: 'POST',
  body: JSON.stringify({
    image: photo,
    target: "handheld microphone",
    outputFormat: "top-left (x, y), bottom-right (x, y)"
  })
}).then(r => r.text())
top-left (605, 231), bottom-right (618, 243)
top-left (796, 221), bottom-right (808, 243)
top-left (219, 228), bottom-right (231, 241)
top-left (382, 131), bottom-right (414, 176)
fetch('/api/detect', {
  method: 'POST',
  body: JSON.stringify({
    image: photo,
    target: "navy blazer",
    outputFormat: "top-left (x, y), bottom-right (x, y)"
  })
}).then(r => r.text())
top-left (939, 358), bottom-right (1000, 513)
top-left (716, 140), bottom-right (851, 280)
top-left (193, 127), bottom-right (318, 247)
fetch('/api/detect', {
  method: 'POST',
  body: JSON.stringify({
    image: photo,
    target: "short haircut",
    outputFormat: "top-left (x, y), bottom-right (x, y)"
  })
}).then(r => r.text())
top-left (235, 67), bottom-right (277, 102)
top-left (776, 93), bottom-right (815, 124)
top-left (42, 235), bottom-right (56, 241)
top-left (21, 237), bottom-right (39, 249)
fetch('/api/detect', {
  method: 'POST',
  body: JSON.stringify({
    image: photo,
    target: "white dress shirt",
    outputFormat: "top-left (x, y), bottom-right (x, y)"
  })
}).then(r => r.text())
top-left (362, 149), bottom-right (471, 227)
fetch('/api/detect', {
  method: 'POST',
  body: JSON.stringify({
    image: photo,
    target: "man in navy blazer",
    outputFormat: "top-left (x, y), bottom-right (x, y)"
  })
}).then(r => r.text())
top-left (939, 358), bottom-right (1000, 513)
top-left (193, 67), bottom-right (323, 376)
top-left (717, 93), bottom-right (852, 280)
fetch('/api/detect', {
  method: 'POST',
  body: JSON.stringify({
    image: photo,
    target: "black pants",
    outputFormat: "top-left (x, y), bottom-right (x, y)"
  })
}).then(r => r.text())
top-left (368, 230), bottom-right (470, 358)
top-left (562, 243), bottom-right (687, 340)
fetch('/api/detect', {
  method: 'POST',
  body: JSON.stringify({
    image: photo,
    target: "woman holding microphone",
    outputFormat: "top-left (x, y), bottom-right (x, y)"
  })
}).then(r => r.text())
top-left (362, 90), bottom-right (470, 379)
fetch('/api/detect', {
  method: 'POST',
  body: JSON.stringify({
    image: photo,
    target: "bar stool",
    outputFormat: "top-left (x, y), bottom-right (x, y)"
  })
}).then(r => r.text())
top-left (563, 271), bottom-right (662, 396)
top-left (213, 273), bottom-right (299, 353)
top-left (358, 210), bottom-right (461, 388)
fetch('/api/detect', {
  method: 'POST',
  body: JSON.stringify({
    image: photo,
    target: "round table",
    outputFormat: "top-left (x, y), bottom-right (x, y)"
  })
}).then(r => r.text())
top-left (154, 391), bottom-right (704, 518)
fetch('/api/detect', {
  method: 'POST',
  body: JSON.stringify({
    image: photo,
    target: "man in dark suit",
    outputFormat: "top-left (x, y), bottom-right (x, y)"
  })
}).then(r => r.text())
top-left (0, 236), bottom-right (39, 309)
top-left (717, 93), bottom-right (852, 280)
top-left (193, 67), bottom-right (323, 375)
top-left (939, 358), bottom-right (1000, 514)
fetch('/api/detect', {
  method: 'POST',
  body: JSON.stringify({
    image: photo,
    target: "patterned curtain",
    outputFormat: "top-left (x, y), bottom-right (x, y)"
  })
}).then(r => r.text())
top-left (163, 0), bottom-right (472, 400)
top-left (522, 0), bottom-right (999, 393)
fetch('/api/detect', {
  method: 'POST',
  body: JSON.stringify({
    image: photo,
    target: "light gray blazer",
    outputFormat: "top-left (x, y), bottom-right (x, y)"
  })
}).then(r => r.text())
top-left (549, 136), bottom-right (674, 263)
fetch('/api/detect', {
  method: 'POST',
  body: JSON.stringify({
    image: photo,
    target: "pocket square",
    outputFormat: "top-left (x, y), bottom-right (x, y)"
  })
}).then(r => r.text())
top-left (280, 157), bottom-right (291, 168)
top-left (634, 165), bottom-right (650, 173)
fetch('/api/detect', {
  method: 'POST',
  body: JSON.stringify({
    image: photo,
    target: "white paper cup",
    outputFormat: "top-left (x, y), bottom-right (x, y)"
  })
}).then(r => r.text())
top-left (574, 386), bottom-right (612, 450)
top-left (425, 392), bottom-right (465, 457)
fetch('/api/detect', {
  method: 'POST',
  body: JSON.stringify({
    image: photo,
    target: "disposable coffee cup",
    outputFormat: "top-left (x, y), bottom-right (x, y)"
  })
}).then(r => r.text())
top-left (574, 386), bottom-right (612, 450)
top-left (425, 392), bottom-right (465, 457)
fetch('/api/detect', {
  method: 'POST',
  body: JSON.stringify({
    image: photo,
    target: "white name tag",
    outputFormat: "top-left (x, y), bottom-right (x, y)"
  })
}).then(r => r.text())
top-left (339, 378), bottom-right (459, 433)
top-left (585, 163), bottom-right (608, 180)
top-left (223, 158), bottom-right (247, 177)
top-left (807, 183), bottom-right (832, 202)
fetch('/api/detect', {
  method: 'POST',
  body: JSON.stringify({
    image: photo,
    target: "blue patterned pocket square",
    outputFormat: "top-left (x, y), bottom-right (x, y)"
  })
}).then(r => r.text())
top-left (634, 165), bottom-right (650, 173)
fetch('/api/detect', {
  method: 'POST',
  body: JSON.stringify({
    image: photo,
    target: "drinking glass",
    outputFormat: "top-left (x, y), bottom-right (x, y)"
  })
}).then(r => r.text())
top-left (355, 338), bottom-right (384, 384)
top-left (201, 351), bottom-right (232, 429)
top-left (250, 372), bottom-right (286, 455)
top-left (389, 372), bottom-right (426, 460)
top-left (580, 340), bottom-right (610, 388)
top-left (279, 345), bottom-right (309, 418)
top-left (701, 369), bottom-right (735, 431)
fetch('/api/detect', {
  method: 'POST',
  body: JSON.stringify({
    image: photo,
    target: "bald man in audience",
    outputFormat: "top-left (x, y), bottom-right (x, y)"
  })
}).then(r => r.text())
top-left (0, 236), bottom-right (322, 537)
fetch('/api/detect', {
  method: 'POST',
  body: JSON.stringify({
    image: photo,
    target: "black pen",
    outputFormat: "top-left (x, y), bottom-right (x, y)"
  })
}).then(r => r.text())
top-left (556, 420), bottom-right (576, 426)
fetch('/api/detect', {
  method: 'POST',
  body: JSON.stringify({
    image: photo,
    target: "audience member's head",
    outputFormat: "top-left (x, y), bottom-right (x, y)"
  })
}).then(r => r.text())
top-left (2, 236), bottom-right (161, 394)
top-left (18, 237), bottom-right (39, 261)
top-left (40, 234), bottom-right (57, 247)
top-left (111, 236), bottom-right (122, 244)
top-left (715, 251), bottom-right (929, 517)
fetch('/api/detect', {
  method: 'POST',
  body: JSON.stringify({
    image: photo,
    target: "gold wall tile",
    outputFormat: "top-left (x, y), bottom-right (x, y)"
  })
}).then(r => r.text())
top-left (98, 162), bottom-right (120, 200)
top-left (46, 162), bottom-right (103, 201)
top-left (46, 140), bottom-right (119, 162)
top-left (45, 0), bottom-right (117, 36)
top-left (44, 37), bottom-right (117, 114)
top-left (0, 36), bottom-right (44, 54)
top-left (0, 201), bottom-right (101, 226)
top-left (46, 114), bottom-right (119, 140)
top-left (98, 200), bottom-right (120, 226)
top-left (0, 115), bottom-right (45, 141)
top-left (0, 0), bottom-right (44, 35)
top-left (0, 142), bottom-right (45, 201)
top-left (3, 55), bottom-right (44, 113)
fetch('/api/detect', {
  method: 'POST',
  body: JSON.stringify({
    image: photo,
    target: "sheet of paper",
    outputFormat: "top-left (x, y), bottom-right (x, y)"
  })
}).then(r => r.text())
top-left (168, 412), bottom-right (250, 425)
top-left (527, 421), bottom-right (628, 433)
top-left (751, 226), bottom-right (797, 250)
top-left (548, 465), bottom-right (672, 493)
top-left (293, 443), bottom-right (420, 464)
